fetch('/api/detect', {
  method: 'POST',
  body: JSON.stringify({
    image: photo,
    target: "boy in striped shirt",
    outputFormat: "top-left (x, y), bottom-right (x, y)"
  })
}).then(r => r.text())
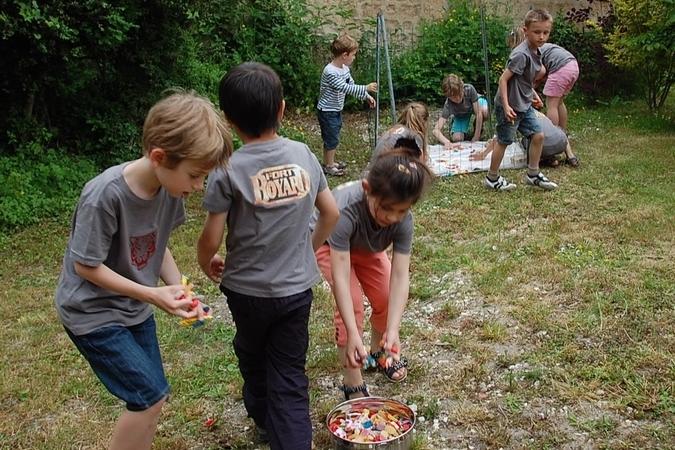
top-left (317, 34), bottom-right (377, 176)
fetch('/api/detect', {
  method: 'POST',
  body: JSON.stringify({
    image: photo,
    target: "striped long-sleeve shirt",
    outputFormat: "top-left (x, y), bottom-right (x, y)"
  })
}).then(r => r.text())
top-left (317, 63), bottom-right (369, 112)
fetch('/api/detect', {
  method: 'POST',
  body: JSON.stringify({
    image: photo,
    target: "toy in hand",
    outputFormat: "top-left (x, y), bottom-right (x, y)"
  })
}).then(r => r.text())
top-left (363, 344), bottom-right (399, 370)
top-left (178, 275), bottom-right (213, 329)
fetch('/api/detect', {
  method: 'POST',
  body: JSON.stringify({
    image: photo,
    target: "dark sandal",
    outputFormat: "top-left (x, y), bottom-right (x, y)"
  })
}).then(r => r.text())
top-left (371, 350), bottom-right (408, 383)
top-left (541, 157), bottom-right (560, 167)
top-left (567, 156), bottom-right (579, 167)
top-left (340, 382), bottom-right (369, 401)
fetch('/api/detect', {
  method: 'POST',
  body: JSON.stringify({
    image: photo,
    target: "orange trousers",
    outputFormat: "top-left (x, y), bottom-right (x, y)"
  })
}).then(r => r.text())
top-left (315, 244), bottom-right (390, 347)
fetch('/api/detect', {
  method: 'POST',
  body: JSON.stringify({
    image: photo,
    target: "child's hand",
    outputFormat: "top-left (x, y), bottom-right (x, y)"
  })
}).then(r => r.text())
top-left (366, 82), bottom-right (378, 93)
top-left (532, 97), bottom-right (543, 109)
top-left (345, 334), bottom-right (368, 369)
top-left (366, 95), bottom-right (376, 109)
top-left (151, 285), bottom-right (197, 318)
top-left (380, 330), bottom-right (401, 362)
top-left (206, 254), bottom-right (225, 282)
top-left (504, 105), bottom-right (517, 123)
top-left (444, 141), bottom-right (461, 151)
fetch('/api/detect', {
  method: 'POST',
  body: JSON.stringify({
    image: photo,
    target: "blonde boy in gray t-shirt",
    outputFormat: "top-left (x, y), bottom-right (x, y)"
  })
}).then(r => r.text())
top-left (484, 9), bottom-right (558, 191)
top-left (198, 62), bottom-right (339, 450)
top-left (55, 92), bottom-right (232, 450)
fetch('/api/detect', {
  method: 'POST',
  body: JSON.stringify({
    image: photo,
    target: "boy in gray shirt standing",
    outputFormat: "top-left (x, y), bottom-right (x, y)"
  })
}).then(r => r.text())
top-left (55, 92), bottom-right (232, 450)
top-left (484, 9), bottom-right (558, 191)
top-left (198, 62), bottom-right (339, 450)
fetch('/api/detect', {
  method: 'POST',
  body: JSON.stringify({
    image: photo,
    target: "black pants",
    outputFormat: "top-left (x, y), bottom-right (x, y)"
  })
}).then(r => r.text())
top-left (222, 287), bottom-right (313, 450)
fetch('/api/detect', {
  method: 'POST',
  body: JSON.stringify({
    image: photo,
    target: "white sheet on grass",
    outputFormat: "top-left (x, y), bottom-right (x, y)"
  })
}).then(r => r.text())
top-left (427, 142), bottom-right (527, 177)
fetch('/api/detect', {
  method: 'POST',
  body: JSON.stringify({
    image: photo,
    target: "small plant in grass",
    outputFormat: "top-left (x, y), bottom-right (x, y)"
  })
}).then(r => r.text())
top-left (419, 398), bottom-right (441, 421)
top-left (568, 414), bottom-right (618, 436)
top-left (522, 367), bottom-right (545, 384)
top-left (503, 393), bottom-right (523, 414)
top-left (495, 352), bottom-right (518, 370)
top-left (440, 333), bottom-right (460, 349)
top-left (409, 433), bottom-right (432, 450)
top-left (442, 301), bottom-right (461, 320)
top-left (479, 320), bottom-right (508, 342)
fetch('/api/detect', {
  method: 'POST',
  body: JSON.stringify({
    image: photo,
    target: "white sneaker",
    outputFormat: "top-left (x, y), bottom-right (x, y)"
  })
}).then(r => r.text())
top-left (483, 175), bottom-right (516, 191)
top-left (524, 172), bottom-right (558, 190)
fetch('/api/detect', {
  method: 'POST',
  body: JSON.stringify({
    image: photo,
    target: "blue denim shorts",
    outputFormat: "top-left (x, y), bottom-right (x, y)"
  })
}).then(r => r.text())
top-left (65, 316), bottom-right (170, 411)
top-left (317, 110), bottom-right (342, 150)
top-left (495, 104), bottom-right (542, 145)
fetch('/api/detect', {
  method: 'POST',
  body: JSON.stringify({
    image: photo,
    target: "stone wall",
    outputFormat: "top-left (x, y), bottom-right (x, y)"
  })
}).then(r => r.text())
top-left (311, 0), bottom-right (611, 42)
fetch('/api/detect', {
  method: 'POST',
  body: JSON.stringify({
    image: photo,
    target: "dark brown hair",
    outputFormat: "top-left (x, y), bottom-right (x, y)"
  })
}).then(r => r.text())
top-left (367, 145), bottom-right (433, 205)
top-left (219, 62), bottom-right (283, 138)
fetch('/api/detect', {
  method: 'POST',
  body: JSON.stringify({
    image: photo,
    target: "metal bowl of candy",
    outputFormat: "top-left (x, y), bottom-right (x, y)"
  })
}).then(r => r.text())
top-left (326, 397), bottom-right (416, 449)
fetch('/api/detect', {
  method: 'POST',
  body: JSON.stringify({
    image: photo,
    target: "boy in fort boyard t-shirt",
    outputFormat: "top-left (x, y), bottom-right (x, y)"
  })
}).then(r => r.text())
top-left (197, 62), bottom-right (339, 450)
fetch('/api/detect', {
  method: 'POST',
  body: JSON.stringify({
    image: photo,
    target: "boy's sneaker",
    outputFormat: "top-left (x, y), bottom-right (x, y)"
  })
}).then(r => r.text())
top-left (335, 161), bottom-right (347, 170)
top-left (323, 164), bottom-right (345, 176)
top-left (483, 175), bottom-right (516, 191)
top-left (524, 172), bottom-right (558, 190)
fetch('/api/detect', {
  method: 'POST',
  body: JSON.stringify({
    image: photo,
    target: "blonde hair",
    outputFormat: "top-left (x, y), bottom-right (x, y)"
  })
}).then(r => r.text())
top-left (397, 102), bottom-right (429, 163)
top-left (507, 26), bottom-right (525, 48)
top-left (442, 74), bottom-right (464, 98)
top-left (524, 9), bottom-right (552, 27)
top-left (331, 34), bottom-right (359, 57)
top-left (142, 90), bottom-right (232, 169)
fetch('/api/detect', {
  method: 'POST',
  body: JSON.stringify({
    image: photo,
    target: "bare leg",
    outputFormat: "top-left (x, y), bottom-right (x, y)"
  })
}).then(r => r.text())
top-left (564, 141), bottom-right (576, 160)
top-left (488, 141), bottom-right (508, 176)
top-left (338, 346), bottom-right (366, 398)
top-left (527, 132), bottom-right (544, 172)
top-left (109, 396), bottom-right (166, 450)
top-left (323, 148), bottom-right (336, 167)
top-left (558, 98), bottom-right (569, 131)
top-left (545, 96), bottom-right (561, 126)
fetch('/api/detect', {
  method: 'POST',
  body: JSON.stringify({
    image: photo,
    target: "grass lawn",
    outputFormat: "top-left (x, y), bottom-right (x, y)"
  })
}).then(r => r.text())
top-left (0, 99), bottom-right (673, 449)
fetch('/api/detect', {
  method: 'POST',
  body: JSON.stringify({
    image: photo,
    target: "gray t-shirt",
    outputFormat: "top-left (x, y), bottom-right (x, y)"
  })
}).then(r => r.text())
top-left (203, 137), bottom-right (327, 298)
top-left (322, 181), bottom-right (413, 254)
top-left (370, 125), bottom-right (424, 164)
top-left (540, 44), bottom-right (575, 74)
top-left (55, 163), bottom-right (186, 335)
top-left (441, 84), bottom-right (479, 119)
top-left (521, 111), bottom-right (569, 157)
top-left (495, 41), bottom-right (542, 112)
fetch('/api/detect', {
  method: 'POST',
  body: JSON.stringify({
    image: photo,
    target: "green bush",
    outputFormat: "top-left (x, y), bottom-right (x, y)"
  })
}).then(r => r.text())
top-left (184, 0), bottom-right (325, 110)
top-left (389, 2), bottom-right (511, 106)
top-left (605, 0), bottom-right (675, 110)
top-left (551, 13), bottom-right (635, 102)
top-left (0, 125), bottom-right (96, 229)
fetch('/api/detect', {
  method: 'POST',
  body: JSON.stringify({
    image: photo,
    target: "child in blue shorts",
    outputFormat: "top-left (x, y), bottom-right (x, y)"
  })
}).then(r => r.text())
top-left (54, 91), bottom-right (232, 450)
top-left (432, 73), bottom-right (489, 147)
top-left (484, 9), bottom-right (558, 191)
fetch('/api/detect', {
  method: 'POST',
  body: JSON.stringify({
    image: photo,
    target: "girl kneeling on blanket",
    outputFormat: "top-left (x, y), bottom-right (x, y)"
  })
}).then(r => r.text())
top-left (314, 139), bottom-right (433, 400)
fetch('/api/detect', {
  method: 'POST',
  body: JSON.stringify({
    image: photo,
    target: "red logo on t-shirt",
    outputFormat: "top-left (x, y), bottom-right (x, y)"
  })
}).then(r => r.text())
top-left (130, 231), bottom-right (156, 270)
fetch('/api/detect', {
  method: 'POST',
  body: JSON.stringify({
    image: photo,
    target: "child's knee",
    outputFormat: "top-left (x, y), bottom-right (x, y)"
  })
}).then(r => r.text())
top-left (134, 395), bottom-right (167, 417)
top-left (531, 132), bottom-right (544, 144)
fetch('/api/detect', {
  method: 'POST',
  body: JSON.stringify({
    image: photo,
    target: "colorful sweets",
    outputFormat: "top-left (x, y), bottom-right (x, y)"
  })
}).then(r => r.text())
top-left (328, 406), bottom-right (413, 443)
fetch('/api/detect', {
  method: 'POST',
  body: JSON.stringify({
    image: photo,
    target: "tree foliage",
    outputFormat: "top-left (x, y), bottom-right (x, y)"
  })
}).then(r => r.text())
top-left (605, 0), bottom-right (675, 110)
top-left (389, 1), bottom-right (511, 106)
